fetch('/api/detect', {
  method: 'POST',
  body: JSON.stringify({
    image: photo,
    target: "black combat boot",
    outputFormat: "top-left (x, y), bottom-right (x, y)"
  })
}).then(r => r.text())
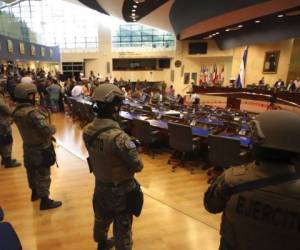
top-left (3, 157), bottom-right (21, 168)
top-left (97, 237), bottom-right (115, 250)
top-left (40, 197), bottom-right (62, 210)
top-left (31, 189), bottom-right (39, 202)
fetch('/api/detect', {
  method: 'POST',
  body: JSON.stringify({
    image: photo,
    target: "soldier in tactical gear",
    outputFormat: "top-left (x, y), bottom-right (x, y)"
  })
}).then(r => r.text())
top-left (83, 84), bottom-right (143, 250)
top-left (0, 81), bottom-right (20, 168)
top-left (13, 82), bottom-right (62, 210)
top-left (204, 110), bottom-right (300, 250)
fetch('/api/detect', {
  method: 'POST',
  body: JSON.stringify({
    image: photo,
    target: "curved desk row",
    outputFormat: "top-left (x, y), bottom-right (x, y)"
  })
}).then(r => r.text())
top-left (119, 111), bottom-right (251, 147)
top-left (69, 96), bottom-right (251, 147)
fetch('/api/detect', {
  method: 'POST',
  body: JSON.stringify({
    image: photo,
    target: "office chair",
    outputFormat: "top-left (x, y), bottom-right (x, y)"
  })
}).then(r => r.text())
top-left (77, 102), bottom-right (94, 128)
top-left (132, 119), bottom-right (160, 158)
top-left (0, 207), bottom-right (3, 221)
top-left (208, 135), bottom-right (242, 168)
top-left (0, 207), bottom-right (22, 250)
top-left (167, 122), bottom-right (200, 174)
top-left (68, 98), bottom-right (81, 122)
top-left (63, 95), bottom-right (72, 116)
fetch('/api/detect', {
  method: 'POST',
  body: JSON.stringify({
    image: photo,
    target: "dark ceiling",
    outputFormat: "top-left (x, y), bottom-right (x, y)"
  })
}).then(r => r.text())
top-left (78, 0), bottom-right (108, 15)
top-left (122, 0), bottom-right (169, 22)
top-left (169, 0), bottom-right (271, 35)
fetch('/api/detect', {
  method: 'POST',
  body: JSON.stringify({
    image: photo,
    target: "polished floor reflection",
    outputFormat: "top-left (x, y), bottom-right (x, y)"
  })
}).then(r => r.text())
top-left (0, 113), bottom-right (220, 250)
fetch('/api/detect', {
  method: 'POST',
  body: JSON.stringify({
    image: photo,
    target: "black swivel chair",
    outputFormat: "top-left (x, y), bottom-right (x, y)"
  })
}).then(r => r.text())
top-left (132, 119), bottom-right (160, 158)
top-left (167, 122), bottom-right (200, 174)
top-left (77, 102), bottom-right (94, 128)
top-left (0, 207), bottom-right (22, 250)
top-left (69, 98), bottom-right (81, 122)
top-left (208, 135), bottom-right (242, 169)
top-left (0, 207), bottom-right (3, 221)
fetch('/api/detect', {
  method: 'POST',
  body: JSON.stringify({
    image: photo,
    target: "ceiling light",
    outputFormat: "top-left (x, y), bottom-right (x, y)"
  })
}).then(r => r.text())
top-left (215, 32), bottom-right (220, 35)
top-left (132, 9), bottom-right (136, 12)
top-left (212, 33), bottom-right (216, 36)
top-left (133, 5), bottom-right (137, 8)
top-left (255, 20), bottom-right (261, 23)
top-left (225, 28), bottom-right (230, 32)
top-left (132, 13), bottom-right (136, 16)
top-left (277, 14), bottom-right (284, 18)
top-left (238, 25), bottom-right (243, 28)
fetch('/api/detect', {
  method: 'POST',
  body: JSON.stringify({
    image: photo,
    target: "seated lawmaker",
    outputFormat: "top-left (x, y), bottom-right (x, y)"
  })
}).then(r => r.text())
top-left (274, 79), bottom-right (284, 89)
top-left (176, 94), bottom-right (184, 105)
top-left (258, 77), bottom-right (265, 87)
top-left (287, 80), bottom-right (296, 92)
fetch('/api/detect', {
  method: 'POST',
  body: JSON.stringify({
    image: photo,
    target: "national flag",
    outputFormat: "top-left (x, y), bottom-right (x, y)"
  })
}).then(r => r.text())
top-left (236, 46), bottom-right (248, 88)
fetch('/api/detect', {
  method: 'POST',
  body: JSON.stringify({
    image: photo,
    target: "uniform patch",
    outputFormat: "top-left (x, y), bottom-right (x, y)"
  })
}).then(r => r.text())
top-left (125, 140), bottom-right (136, 150)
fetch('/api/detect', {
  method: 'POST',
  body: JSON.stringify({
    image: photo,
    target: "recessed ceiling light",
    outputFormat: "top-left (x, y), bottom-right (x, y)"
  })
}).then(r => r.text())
top-left (225, 28), bottom-right (230, 32)
top-left (212, 33), bottom-right (216, 36)
top-left (132, 9), bottom-right (136, 12)
top-left (255, 20), bottom-right (261, 23)
top-left (133, 5), bottom-right (137, 8)
top-left (215, 32), bottom-right (220, 35)
top-left (132, 13), bottom-right (136, 16)
top-left (238, 25), bottom-right (243, 28)
top-left (277, 14), bottom-right (284, 18)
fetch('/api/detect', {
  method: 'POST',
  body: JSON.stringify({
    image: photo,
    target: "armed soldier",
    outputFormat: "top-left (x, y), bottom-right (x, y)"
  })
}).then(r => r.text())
top-left (83, 84), bottom-right (143, 250)
top-left (13, 82), bottom-right (62, 210)
top-left (204, 110), bottom-right (300, 250)
top-left (0, 81), bottom-right (20, 168)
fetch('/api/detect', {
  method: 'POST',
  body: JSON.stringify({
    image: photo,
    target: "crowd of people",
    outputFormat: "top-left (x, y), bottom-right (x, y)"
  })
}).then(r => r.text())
top-left (257, 76), bottom-right (300, 91)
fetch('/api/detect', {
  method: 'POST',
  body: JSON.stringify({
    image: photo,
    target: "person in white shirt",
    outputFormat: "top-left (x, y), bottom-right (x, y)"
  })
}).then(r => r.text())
top-left (294, 76), bottom-right (300, 89)
top-left (21, 72), bottom-right (33, 84)
top-left (71, 82), bottom-right (83, 97)
top-left (191, 93), bottom-right (199, 103)
top-left (121, 87), bottom-right (128, 99)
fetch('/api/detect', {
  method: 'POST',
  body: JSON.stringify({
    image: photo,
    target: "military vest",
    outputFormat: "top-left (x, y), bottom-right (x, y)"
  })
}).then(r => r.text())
top-left (13, 103), bottom-right (51, 148)
top-left (0, 94), bottom-right (12, 134)
top-left (221, 163), bottom-right (300, 250)
top-left (84, 119), bottom-right (134, 183)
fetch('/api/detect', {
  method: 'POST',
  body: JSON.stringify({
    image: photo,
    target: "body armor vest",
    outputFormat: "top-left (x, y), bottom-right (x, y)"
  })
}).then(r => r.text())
top-left (84, 119), bottom-right (134, 183)
top-left (221, 163), bottom-right (300, 250)
top-left (0, 94), bottom-right (12, 135)
top-left (13, 104), bottom-right (51, 148)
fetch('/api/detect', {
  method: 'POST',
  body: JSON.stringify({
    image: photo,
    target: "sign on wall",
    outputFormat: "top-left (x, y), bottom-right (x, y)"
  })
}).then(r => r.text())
top-left (19, 42), bottom-right (25, 55)
top-left (31, 45), bottom-right (36, 56)
top-left (41, 47), bottom-right (45, 57)
top-left (7, 39), bottom-right (13, 53)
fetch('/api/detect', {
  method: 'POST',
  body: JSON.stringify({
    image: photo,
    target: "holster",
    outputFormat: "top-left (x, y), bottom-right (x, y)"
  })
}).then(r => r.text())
top-left (41, 143), bottom-right (56, 167)
top-left (126, 180), bottom-right (144, 217)
top-left (24, 143), bottom-right (56, 169)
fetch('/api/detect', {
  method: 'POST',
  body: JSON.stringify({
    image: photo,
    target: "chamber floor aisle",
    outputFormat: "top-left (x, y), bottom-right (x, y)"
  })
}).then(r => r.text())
top-left (0, 114), bottom-right (221, 250)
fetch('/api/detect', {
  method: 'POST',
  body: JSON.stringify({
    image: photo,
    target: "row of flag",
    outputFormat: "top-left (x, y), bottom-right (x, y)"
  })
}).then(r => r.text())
top-left (199, 64), bottom-right (225, 85)
top-left (197, 46), bottom-right (248, 87)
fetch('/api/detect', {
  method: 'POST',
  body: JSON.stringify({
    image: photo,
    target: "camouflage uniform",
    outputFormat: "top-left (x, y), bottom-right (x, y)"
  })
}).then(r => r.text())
top-left (13, 103), bottom-right (56, 197)
top-left (83, 118), bottom-right (143, 250)
top-left (204, 162), bottom-right (300, 250)
top-left (0, 92), bottom-right (13, 162)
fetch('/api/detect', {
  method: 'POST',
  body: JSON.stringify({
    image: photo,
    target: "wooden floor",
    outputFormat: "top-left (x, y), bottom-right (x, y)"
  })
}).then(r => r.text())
top-left (0, 113), bottom-right (221, 250)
